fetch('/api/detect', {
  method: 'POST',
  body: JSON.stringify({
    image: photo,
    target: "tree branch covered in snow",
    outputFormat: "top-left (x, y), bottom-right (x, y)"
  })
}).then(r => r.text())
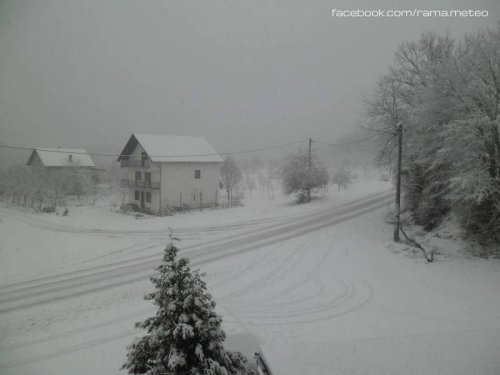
top-left (365, 25), bottom-right (500, 244)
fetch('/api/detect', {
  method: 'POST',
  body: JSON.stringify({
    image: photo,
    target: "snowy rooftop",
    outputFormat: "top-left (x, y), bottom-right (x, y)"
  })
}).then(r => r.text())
top-left (120, 134), bottom-right (224, 163)
top-left (27, 148), bottom-right (96, 167)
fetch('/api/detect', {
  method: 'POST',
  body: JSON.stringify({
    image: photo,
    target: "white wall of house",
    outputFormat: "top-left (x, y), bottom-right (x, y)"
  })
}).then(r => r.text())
top-left (124, 143), bottom-right (221, 213)
top-left (159, 162), bottom-right (221, 210)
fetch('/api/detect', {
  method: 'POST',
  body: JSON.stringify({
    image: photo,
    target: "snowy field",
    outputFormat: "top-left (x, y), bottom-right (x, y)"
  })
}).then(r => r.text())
top-left (1, 175), bottom-right (500, 374)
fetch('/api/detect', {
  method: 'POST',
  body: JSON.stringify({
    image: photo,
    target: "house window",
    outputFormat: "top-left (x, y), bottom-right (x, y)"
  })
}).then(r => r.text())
top-left (146, 192), bottom-right (151, 203)
top-left (135, 171), bottom-right (141, 180)
top-left (69, 154), bottom-right (73, 163)
top-left (145, 172), bottom-right (151, 182)
top-left (195, 170), bottom-right (201, 179)
top-left (134, 190), bottom-right (140, 200)
top-left (141, 152), bottom-right (148, 167)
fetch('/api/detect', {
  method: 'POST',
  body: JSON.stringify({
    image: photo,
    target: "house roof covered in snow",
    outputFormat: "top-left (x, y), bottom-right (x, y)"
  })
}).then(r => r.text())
top-left (26, 148), bottom-right (96, 167)
top-left (117, 134), bottom-right (224, 163)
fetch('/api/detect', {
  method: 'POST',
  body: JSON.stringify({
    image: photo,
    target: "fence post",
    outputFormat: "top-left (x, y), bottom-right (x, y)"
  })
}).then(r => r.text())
top-left (215, 190), bottom-right (218, 208)
top-left (180, 192), bottom-right (182, 213)
top-left (200, 191), bottom-right (202, 211)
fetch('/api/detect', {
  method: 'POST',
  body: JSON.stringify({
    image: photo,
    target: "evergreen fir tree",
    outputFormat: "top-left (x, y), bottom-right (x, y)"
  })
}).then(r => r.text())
top-left (122, 230), bottom-right (248, 375)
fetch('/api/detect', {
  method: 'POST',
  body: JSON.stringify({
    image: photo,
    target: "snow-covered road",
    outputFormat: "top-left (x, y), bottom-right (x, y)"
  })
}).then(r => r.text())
top-left (1, 184), bottom-right (500, 375)
top-left (0, 190), bottom-right (392, 314)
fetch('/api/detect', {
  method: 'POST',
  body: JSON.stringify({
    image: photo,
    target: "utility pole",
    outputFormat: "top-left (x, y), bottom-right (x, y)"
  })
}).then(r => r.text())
top-left (308, 138), bottom-right (312, 202)
top-left (393, 122), bottom-right (403, 242)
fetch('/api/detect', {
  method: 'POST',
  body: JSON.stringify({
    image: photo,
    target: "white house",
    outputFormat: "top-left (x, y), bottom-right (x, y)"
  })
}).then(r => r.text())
top-left (27, 148), bottom-right (97, 169)
top-left (26, 147), bottom-right (103, 179)
top-left (117, 134), bottom-right (224, 213)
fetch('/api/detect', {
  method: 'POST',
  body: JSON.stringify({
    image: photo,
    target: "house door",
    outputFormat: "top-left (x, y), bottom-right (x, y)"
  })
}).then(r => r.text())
top-left (140, 191), bottom-right (145, 208)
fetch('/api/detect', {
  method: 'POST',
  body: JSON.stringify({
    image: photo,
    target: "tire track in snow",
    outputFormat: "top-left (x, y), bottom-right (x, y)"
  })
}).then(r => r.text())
top-left (0, 193), bottom-right (391, 370)
top-left (0, 192), bottom-right (392, 314)
top-left (0, 190), bottom-right (390, 294)
top-left (218, 227), bottom-right (372, 325)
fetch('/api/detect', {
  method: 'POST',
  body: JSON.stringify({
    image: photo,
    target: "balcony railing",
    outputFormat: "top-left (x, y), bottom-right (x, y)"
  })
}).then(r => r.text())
top-left (120, 159), bottom-right (151, 168)
top-left (120, 179), bottom-right (159, 190)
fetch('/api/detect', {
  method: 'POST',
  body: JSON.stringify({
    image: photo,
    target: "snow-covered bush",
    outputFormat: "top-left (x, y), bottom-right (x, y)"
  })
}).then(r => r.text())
top-left (281, 148), bottom-right (329, 203)
top-left (122, 230), bottom-right (249, 375)
top-left (122, 203), bottom-right (139, 213)
top-left (41, 206), bottom-right (56, 213)
top-left (160, 203), bottom-right (175, 217)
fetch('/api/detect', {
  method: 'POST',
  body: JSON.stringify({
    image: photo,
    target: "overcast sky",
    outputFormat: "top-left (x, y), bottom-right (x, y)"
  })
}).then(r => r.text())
top-left (0, 0), bottom-right (499, 163)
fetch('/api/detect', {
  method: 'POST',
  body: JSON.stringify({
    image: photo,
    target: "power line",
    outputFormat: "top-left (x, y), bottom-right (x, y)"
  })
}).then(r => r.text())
top-left (0, 128), bottom-right (395, 159)
top-left (357, 121), bottom-right (394, 135)
top-left (313, 127), bottom-right (395, 146)
top-left (0, 139), bottom-right (308, 159)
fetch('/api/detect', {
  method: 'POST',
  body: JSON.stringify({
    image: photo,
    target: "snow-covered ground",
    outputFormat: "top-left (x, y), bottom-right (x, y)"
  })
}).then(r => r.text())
top-left (0, 176), bottom-right (390, 283)
top-left (1, 175), bottom-right (499, 375)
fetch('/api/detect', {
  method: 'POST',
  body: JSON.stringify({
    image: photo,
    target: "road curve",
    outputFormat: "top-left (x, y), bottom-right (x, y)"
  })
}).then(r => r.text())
top-left (0, 190), bottom-right (393, 314)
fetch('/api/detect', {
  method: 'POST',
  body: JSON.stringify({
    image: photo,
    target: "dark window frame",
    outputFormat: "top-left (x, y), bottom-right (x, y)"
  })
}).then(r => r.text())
top-left (195, 170), bottom-right (201, 179)
top-left (134, 190), bottom-right (140, 200)
top-left (146, 192), bottom-right (151, 203)
top-left (135, 171), bottom-right (142, 180)
top-left (145, 172), bottom-right (151, 182)
top-left (141, 151), bottom-right (148, 167)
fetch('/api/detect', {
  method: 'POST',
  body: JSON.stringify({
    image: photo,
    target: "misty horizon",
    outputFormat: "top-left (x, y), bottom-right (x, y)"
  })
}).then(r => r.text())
top-left (1, 0), bottom-right (499, 167)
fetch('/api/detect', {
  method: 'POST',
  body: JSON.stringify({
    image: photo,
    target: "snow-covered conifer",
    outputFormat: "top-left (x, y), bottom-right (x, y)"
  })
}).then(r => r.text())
top-left (122, 230), bottom-right (248, 375)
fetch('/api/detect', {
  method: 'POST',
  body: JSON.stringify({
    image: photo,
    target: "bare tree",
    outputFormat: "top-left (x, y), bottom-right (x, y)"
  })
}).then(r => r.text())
top-left (86, 174), bottom-right (104, 206)
top-left (29, 166), bottom-right (48, 210)
top-left (2, 165), bottom-right (32, 206)
top-left (220, 156), bottom-right (243, 207)
top-left (102, 160), bottom-right (124, 195)
top-left (66, 161), bottom-right (88, 204)
top-left (45, 169), bottom-right (69, 209)
top-left (332, 167), bottom-right (352, 190)
top-left (264, 173), bottom-right (274, 198)
top-left (245, 174), bottom-right (256, 196)
top-left (257, 171), bottom-right (266, 191)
